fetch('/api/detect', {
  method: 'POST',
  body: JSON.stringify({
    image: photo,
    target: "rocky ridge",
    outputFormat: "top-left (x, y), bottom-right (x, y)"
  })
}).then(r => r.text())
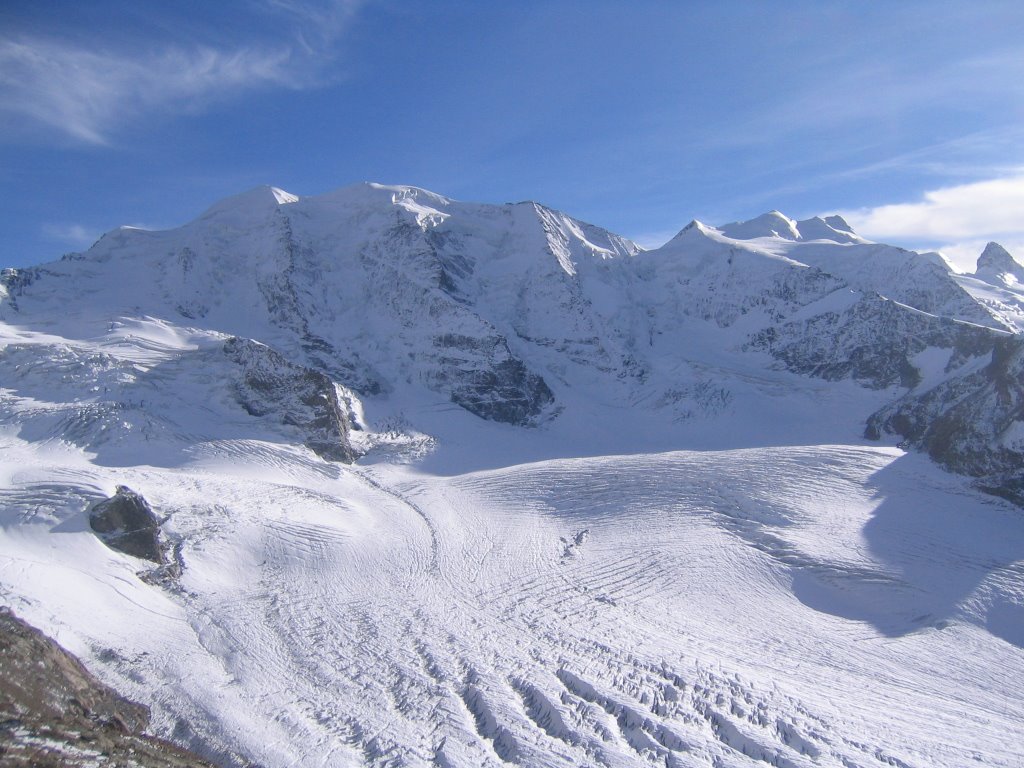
top-left (867, 334), bottom-right (1024, 503)
top-left (0, 607), bottom-right (215, 767)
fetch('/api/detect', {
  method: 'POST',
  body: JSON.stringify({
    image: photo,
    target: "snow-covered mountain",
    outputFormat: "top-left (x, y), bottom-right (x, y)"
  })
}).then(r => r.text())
top-left (952, 241), bottom-right (1024, 333)
top-left (976, 241), bottom-right (1024, 286)
top-left (1, 184), bottom-right (1022, 767)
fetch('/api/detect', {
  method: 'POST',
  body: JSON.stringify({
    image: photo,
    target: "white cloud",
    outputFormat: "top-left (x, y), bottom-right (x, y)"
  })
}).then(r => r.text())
top-left (836, 172), bottom-right (1024, 272)
top-left (0, 38), bottom-right (305, 144)
top-left (0, 1), bottom-right (366, 145)
top-left (261, 0), bottom-right (363, 52)
top-left (839, 173), bottom-right (1024, 241)
top-left (41, 222), bottom-right (99, 249)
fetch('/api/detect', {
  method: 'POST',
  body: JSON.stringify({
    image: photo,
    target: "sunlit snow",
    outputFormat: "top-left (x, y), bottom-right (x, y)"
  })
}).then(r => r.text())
top-left (1, 186), bottom-right (1022, 767)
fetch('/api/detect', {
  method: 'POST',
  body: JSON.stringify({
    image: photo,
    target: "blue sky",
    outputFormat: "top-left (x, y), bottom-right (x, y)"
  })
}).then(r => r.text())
top-left (3, 0), bottom-right (1024, 270)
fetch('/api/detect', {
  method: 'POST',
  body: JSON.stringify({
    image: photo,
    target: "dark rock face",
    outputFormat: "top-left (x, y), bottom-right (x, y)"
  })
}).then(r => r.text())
top-left (89, 486), bottom-right (164, 563)
top-left (223, 337), bottom-right (358, 462)
top-left (866, 336), bottom-right (1024, 503)
top-left (0, 267), bottom-right (46, 314)
top-left (748, 284), bottom-right (1024, 503)
top-left (748, 294), bottom-right (998, 389)
top-left (0, 607), bottom-right (215, 767)
top-left (426, 333), bottom-right (555, 425)
top-left (450, 358), bottom-right (555, 425)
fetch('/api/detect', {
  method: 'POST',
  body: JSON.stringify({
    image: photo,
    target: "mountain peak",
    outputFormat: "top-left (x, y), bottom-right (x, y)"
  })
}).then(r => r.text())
top-left (718, 211), bottom-right (800, 241)
top-left (662, 219), bottom-right (715, 245)
top-left (978, 241), bottom-right (1015, 268)
top-left (198, 185), bottom-right (299, 221)
top-left (269, 186), bottom-right (300, 205)
top-left (683, 219), bottom-right (712, 234)
top-left (717, 211), bottom-right (864, 244)
top-left (975, 241), bottom-right (1024, 283)
top-left (824, 215), bottom-right (854, 233)
top-left (363, 182), bottom-right (452, 206)
top-left (794, 215), bottom-right (864, 244)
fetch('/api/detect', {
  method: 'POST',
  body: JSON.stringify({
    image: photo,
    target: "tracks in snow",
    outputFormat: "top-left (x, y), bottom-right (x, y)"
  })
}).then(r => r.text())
top-left (8, 440), bottom-right (1020, 767)
top-left (351, 468), bottom-right (441, 574)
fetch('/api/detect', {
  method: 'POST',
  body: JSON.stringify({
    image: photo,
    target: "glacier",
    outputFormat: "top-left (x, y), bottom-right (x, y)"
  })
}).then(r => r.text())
top-left (1, 183), bottom-right (1022, 767)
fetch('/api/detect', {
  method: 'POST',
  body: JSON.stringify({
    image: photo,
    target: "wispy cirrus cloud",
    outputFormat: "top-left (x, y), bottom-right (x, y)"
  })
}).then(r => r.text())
top-left (837, 172), bottom-right (1024, 272)
top-left (0, 1), bottom-right (363, 145)
top-left (0, 39), bottom-right (301, 144)
top-left (704, 39), bottom-right (1024, 154)
top-left (41, 222), bottom-right (100, 249)
top-left (827, 128), bottom-right (1024, 183)
top-left (261, 0), bottom-right (363, 52)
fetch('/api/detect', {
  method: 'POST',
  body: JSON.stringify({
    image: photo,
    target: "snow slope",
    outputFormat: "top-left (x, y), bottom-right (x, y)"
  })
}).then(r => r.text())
top-left (1, 185), bottom-right (1023, 767)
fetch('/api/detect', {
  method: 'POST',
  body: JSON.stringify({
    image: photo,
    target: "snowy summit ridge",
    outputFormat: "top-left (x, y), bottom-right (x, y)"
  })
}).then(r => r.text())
top-left (717, 210), bottom-right (864, 244)
top-left (3, 184), bottom-right (1022, 487)
top-left (1, 183), bottom-right (1023, 768)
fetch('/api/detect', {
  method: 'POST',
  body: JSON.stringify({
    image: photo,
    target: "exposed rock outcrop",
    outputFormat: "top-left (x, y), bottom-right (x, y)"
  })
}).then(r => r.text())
top-left (426, 333), bottom-right (555, 425)
top-left (748, 294), bottom-right (999, 389)
top-left (89, 485), bottom-right (164, 564)
top-left (223, 336), bottom-right (358, 463)
top-left (0, 607), bottom-right (216, 767)
top-left (866, 335), bottom-right (1024, 503)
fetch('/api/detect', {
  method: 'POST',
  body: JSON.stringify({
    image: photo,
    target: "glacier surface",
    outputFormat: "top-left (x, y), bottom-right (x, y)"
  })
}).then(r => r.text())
top-left (1, 184), bottom-right (1022, 767)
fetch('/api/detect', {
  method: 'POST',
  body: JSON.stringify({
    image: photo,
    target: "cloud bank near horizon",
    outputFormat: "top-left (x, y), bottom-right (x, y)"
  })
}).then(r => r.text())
top-left (837, 172), bottom-right (1024, 272)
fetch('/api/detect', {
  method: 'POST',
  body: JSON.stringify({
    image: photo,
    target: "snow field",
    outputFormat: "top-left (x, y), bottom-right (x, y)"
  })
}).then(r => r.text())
top-left (3, 422), bottom-right (1022, 767)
